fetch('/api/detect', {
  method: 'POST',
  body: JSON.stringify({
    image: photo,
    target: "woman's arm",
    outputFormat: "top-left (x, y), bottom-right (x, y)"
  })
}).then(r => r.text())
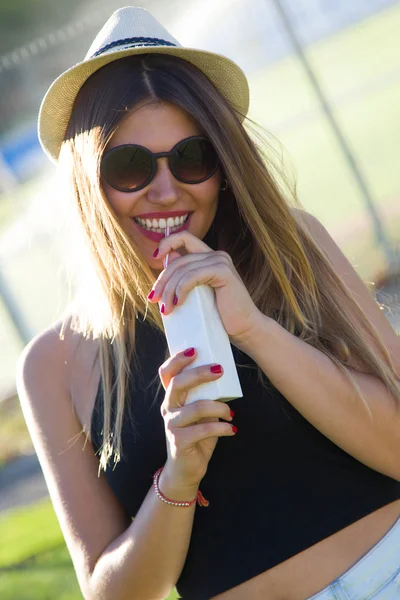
top-left (17, 322), bottom-right (233, 600)
top-left (235, 215), bottom-right (400, 482)
top-left (90, 470), bottom-right (199, 600)
top-left (16, 326), bottom-right (198, 600)
top-left (237, 315), bottom-right (400, 481)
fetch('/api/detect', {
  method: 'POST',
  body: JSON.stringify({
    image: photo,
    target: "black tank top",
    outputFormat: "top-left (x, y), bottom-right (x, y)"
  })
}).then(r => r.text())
top-left (90, 230), bottom-right (400, 599)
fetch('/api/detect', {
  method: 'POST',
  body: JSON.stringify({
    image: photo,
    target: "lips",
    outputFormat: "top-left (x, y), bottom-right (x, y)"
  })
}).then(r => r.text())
top-left (132, 212), bottom-right (192, 242)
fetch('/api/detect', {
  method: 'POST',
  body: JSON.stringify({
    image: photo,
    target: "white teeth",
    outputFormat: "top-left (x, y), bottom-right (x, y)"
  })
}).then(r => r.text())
top-left (135, 213), bottom-right (189, 232)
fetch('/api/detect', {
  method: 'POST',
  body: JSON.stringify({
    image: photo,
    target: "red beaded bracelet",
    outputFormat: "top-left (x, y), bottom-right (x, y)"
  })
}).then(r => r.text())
top-left (153, 467), bottom-right (209, 507)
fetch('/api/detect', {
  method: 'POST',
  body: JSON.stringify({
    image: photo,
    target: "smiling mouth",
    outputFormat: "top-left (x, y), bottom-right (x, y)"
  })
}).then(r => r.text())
top-left (133, 213), bottom-right (190, 233)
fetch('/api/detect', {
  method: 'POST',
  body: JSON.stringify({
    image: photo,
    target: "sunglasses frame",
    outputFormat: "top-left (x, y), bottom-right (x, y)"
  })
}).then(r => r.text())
top-left (100, 135), bottom-right (220, 193)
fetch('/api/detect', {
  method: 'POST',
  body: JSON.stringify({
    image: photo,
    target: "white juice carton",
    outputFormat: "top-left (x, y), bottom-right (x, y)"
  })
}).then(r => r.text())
top-left (160, 284), bottom-right (243, 405)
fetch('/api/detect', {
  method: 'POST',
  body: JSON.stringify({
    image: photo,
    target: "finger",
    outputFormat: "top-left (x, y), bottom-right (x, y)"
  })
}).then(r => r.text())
top-left (164, 399), bottom-right (233, 428)
top-left (166, 249), bottom-right (185, 264)
top-left (148, 251), bottom-right (215, 302)
top-left (175, 420), bottom-right (237, 447)
top-left (159, 230), bottom-right (214, 257)
top-left (163, 363), bottom-right (224, 411)
top-left (158, 347), bottom-right (198, 391)
top-left (160, 258), bottom-right (231, 315)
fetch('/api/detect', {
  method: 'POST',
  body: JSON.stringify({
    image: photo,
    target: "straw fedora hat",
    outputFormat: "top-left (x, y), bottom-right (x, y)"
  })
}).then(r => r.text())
top-left (38, 6), bottom-right (249, 164)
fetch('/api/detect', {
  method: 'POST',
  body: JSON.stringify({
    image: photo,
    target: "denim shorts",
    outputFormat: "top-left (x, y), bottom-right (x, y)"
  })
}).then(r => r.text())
top-left (307, 514), bottom-right (400, 600)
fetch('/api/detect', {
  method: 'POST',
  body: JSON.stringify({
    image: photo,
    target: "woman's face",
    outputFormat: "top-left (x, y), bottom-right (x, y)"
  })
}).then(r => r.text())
top-left (101, 101), bottom-right (221, 271)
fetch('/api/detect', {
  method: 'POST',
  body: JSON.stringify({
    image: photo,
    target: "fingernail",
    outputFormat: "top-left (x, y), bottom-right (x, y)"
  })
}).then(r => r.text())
top-left (147, 290), bottom-right (155, 300)
top-left (184, 347), bottom-right (195, 357)
top-left (160, 303), bottom-right (165, 314)
top-left (173, 294), bottom-right (178, 305)
top-left (230, 409), bottom-right (235, 418)
top-left (231, 425), bottom-right (238, 434)
top-left (210, 364), bottom-right (222, 374)
top-left (152, 248), bottom-right (159, 258)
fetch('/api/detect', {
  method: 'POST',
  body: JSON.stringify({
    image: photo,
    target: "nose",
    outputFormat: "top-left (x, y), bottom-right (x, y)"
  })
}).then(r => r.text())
top-left (147, 157), bottom-right (181, 206)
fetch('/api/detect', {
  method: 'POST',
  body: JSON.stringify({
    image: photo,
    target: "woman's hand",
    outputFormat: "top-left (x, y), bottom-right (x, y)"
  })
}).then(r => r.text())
top-left (159, 347), bottom-right (236, 492)
top-left (148, 231), bottom-right (263, 347)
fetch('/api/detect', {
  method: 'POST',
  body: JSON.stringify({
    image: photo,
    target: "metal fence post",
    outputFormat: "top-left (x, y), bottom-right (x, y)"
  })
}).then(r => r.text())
top-left (271, 0), bottom-right (397, 277)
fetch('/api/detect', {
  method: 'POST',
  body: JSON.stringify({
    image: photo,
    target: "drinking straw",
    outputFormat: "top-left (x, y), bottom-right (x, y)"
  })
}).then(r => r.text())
top-left (163, 225), bottom-right (171, 269)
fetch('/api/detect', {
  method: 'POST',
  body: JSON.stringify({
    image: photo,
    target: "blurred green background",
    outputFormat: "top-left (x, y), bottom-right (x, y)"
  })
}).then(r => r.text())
top-left (0, 1), bottom-right (399, 598)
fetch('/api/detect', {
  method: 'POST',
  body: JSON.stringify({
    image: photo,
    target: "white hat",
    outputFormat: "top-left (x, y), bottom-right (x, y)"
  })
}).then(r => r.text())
top-left (38, 6), bottom-right (250, 164)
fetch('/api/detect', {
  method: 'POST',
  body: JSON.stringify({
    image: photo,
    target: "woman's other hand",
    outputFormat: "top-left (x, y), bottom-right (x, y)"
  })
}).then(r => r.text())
top-left (148, 231), bottom-right (263, 348)
top-left (158, 347), bottom-right (236, 492)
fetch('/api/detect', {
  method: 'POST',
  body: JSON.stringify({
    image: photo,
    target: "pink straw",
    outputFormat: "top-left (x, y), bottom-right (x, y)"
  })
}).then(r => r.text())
top-left (163, 226), bottom-right (171, 269)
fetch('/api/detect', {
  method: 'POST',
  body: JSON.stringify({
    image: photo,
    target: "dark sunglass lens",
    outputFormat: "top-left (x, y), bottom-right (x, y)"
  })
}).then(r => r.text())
top-left (101, 146), bottom-right (152, 191)
top-left (172, 138), bottom-right (218, 183)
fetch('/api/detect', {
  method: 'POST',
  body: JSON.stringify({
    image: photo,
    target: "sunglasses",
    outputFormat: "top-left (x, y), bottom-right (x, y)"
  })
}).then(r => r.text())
top-left (100, 135), bottom-right (220, 193)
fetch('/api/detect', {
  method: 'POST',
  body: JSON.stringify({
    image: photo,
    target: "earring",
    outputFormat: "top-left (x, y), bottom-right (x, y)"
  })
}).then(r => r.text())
top-left (220, 178), bottom-right (229, 191)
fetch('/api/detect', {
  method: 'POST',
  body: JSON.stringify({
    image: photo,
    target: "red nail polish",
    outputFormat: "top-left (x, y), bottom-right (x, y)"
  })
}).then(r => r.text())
top-left (210, 364), bottom-right (222, 374)
top-left (147, 290), bottom-right (155, 300)
top-left (173, 294), bottom-right (178, 305)
top-left (160, 303), bottom-right (165, 314)
top-left (230, 409), bottom-right (235, 418)
top-left (232, 425), bottom-right (238, 434)
top-left (184, 347), bottom-right (195, 357)
top-left (152, 248), bottom-right (159, 258)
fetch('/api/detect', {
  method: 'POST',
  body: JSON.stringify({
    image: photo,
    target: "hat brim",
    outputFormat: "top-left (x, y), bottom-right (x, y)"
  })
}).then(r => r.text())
top-left (38, 46), bottom-right (249, 164)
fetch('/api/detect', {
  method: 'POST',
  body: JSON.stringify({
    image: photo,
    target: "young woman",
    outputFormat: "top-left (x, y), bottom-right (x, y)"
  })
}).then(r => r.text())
top-left (17, 7), bottom-right (400, 600)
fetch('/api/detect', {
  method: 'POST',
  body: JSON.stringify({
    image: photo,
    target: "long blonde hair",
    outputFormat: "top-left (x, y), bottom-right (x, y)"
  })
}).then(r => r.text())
top-left (57, 53), bottom-right (399, 471)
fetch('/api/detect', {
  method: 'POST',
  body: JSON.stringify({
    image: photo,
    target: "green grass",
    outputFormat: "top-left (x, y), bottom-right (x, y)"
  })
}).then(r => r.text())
top-left (0, 498), bottom-right (179, 599)
top-left (0, 545), bottom-right (81, 600)
top-left (0, 499), bottom-right (82, 600)
top-left (0, 499), bottom-right (64, 568)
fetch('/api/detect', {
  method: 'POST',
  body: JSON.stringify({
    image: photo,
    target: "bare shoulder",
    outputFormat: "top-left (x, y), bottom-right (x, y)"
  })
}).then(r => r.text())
top-left (289, 209), bottom-right (400, 375)
top-left (17, 316), bottom-right (68, 376)
top-left (18, 314), bottom-right (86, 381)
top-left (18, 314), bottom-right (101, 438)
top-left (290, 207), bottom-right (316, 230)
top-left (16, 316), bottom-right (129, 597)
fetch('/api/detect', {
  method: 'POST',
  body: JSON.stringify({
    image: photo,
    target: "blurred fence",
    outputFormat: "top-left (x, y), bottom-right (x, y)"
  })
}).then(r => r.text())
top-left (1, 0), bottom-right (400, 399)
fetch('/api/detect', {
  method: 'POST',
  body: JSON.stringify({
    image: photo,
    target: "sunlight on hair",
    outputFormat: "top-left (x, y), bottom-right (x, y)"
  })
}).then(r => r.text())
top-left (55, 53), bottom-right (400, 471)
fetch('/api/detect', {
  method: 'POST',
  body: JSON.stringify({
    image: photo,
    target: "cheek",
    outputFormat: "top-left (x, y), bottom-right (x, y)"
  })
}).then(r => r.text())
top-left (102, 183), bottom-right (139, 217)
top-left (197, 176), bottom-right (221, 207)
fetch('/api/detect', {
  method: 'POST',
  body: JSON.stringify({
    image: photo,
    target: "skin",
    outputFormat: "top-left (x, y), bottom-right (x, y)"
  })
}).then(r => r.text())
top-left (102, 100), bottom-right (222, 271)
